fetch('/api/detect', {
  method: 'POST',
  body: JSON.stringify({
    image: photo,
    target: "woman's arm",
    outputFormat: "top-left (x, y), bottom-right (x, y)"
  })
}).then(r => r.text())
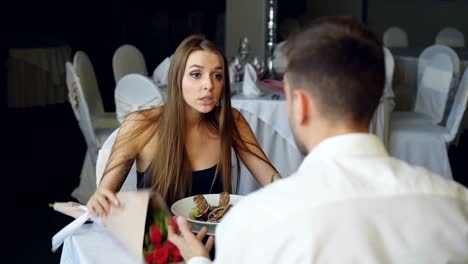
top-left (232, 108), bottom-right (279, 186)
top-left (87, 111), bottom-right (149, 216)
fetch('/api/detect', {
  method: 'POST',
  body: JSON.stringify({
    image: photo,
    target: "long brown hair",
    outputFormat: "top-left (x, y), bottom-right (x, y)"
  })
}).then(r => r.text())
top-left (105, 35), bottom-right (271, 204)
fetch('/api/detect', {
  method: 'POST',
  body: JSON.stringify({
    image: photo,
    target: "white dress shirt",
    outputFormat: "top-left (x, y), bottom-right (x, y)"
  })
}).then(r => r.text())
top-left (189, 134), bottom-right (468, 264)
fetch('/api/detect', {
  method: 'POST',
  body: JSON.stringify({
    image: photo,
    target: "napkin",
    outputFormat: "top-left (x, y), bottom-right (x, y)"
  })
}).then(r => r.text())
top-left (242, 63), bottom-right (263, 96)
top-left (152, 56), bottom-right (171, 86)
top-left (273, 41), bottom-right (287, 74)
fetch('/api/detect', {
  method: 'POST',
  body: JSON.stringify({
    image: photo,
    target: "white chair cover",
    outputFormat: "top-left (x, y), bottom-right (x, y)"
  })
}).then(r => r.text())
top-left (95, 128), bottom-right (137, 191)
top-left (66, 62), bottom-right (115, 203)
top-left (65, 62), bottom-right (80, 121)
top-left (389, 123), bottom-right (452, 179)
top-left (391, 45), bottom-right (460, 127)
top-left (445, 68), bottom-right (468, 142)
top-left (112, 44), bottom-right (148, 83)
top-left (418, 45), bottom-right (461, 121)
top-left (370, 47), bottom-right (395, 147)
top-left (435, 27), bottom-right (465, 48)
top-left (383, 27), bottom-right (408, 48)
top-left (74, 51), bottom-right (119, 129)
top-left (115, 74), bottom-right (164, 124)
top-left (74, 51), bottom-right (104, 116)
top-left (414, 53), bottom-right (453, 124)
top-left (417, 44), bottom-right (460, 89)
top-left (388, 68), bottom-right (468, 181)
top-left (152, 56), bottom-right (171, 86)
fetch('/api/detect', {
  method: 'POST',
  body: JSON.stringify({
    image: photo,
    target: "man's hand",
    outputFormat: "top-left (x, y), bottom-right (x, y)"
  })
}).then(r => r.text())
top-left (168, 216), bottom-right (215, 262)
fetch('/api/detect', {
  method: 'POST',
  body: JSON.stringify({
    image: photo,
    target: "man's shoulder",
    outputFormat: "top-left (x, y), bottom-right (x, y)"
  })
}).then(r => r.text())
top-left (219, 178), bottom-right (298, 229)
top-left (387, 157), bottom-right (468, 200)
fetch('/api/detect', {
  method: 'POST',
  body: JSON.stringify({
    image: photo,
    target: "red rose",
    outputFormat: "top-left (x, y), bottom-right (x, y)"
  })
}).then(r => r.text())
top-left (153, 246), bottom-right (170, 264)
top-left (165, 241), bottom-right (182, 262)
top-left (145, 252), bottom-right (153, 263)
top-left (149, 224), bottom-right (163, 247)
top-left (171, 247), bottom-right (182, 262)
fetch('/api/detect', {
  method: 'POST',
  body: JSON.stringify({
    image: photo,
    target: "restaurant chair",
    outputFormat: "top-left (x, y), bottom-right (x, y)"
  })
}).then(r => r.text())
top-left (73, 51), bottom-right (119, 130)
top-left (65, 62), bottom-right (116, 203)
top-left (112, 44), bottom-right (148, 83)
top-left (95, 128), bottom-right (137, 191)
top-left (114, 73), bottom-right (165, 124)
top-left (435, 27), bottom-right (465, 48)
top-left (383, 26), bottom-right (409, 48)
top-left (370, 47), bottom-right (396, 148)
top-left (389, 68), bottom-right (468, 179)
top-left (391, 46), bottom-right (459, 126)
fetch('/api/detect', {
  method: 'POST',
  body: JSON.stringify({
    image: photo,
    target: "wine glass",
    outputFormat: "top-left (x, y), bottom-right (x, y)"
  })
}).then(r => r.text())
top-left (251, 56), bottom-right (266, 79)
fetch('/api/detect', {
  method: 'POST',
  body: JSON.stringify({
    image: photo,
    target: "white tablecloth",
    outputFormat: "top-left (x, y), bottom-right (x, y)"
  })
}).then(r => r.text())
top-left (60, 223), bottom-right (143, 264)
top-left (231, 85), bottom-right (304, 194)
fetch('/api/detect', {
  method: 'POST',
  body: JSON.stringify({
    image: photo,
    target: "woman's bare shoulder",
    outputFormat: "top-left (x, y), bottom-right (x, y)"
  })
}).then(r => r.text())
top-left (231, 107), bottom-right (242, 121)
top-left (118, 106), bottom-right (163, 147)
top-left (231, 107), bottom-right (249, 125)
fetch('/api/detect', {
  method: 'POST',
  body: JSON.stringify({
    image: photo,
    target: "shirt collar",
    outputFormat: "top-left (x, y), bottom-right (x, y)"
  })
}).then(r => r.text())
top-left (297, 133), bottom-right (388, 173)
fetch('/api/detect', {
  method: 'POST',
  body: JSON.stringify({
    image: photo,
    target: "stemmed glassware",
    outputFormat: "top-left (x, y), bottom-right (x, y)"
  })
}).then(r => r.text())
top-left (250, 56), bottom-right (266, 79)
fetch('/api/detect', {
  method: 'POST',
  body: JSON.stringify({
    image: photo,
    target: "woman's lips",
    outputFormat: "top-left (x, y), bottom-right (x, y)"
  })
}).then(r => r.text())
top-left (199, 96), bottom-right (214, 105)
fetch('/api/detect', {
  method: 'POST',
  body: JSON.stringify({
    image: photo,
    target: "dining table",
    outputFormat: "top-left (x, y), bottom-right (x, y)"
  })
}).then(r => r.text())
top-left (229, 81), bottom-right (305, 194)
top-left (7, 39), bottom-right (72, 108)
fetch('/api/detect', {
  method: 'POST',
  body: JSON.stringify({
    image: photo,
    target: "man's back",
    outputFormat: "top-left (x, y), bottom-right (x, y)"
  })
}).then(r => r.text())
top-left (215, 134), bottom-right (468, 263)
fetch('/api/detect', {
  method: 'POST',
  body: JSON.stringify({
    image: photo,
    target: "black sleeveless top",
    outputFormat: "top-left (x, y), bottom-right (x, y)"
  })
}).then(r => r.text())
top-left (136, 164), bottom-right (223, 196)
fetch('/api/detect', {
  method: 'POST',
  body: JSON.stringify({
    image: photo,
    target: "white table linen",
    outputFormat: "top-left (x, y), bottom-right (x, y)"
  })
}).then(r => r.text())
top-left (60, 223), bottom-right (143, 264)
top-left (231, 86), bottom-right (304, 194)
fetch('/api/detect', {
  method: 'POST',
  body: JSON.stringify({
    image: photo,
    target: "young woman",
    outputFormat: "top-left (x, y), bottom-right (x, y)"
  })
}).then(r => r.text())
top-left (87, 35), bottom-right (278, 216)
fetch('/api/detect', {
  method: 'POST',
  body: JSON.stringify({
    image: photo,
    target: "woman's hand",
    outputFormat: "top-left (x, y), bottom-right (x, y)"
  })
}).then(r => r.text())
top-left (168, 216), bottom-right (214, 262)
top-left (86, 187), bottom-right (120, 217)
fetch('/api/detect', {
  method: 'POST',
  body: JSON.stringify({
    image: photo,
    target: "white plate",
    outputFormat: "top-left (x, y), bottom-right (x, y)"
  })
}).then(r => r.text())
top-left (171, 194), bottom-right (243, 235)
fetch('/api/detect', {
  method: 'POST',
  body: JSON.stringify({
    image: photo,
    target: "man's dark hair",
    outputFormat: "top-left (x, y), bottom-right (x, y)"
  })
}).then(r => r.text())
top-left (284, 16), bottom-right (385, 124)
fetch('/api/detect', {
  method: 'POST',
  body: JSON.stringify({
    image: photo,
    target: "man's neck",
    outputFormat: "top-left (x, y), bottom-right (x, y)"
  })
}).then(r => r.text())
top-left (305, 121), bottom-right (369, 152)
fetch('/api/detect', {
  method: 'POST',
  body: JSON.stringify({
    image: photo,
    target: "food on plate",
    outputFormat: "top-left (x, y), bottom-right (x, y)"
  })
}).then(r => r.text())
top-left (190, 192), bottom-right (233, 223)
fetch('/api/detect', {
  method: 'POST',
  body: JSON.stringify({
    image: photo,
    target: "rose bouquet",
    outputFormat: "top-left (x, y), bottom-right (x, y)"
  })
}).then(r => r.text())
top-left (143, 208), bottom-right (182, 264)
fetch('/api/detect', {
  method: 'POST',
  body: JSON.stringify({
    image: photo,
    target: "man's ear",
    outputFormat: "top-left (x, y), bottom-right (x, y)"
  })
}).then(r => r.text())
top-left (292, 89), bottom-right (310, 126)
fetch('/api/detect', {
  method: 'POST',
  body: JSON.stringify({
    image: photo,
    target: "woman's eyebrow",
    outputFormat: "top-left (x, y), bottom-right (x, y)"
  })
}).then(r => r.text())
top-left (189, 64), bottom-right (204, 69)
top-left (188, 64), bottom-right (223, 71)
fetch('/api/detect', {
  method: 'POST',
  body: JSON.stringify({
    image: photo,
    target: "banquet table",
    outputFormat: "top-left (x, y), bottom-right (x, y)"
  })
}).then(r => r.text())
top-left (7, 40), bottom-right (72, 108)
